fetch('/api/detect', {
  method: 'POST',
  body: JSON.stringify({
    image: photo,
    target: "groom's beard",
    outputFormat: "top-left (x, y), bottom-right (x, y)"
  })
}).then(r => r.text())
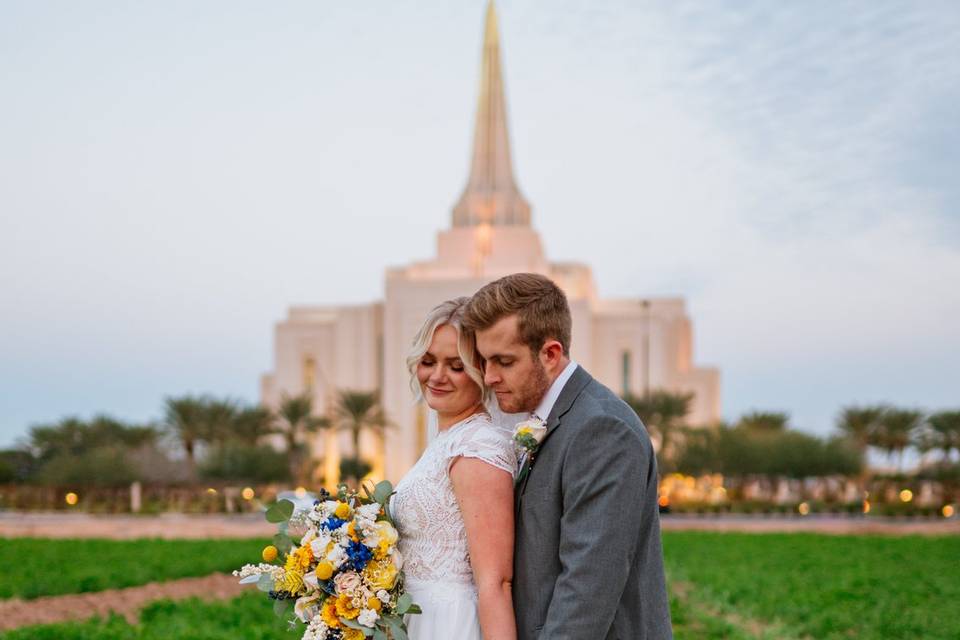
top-left (500, 358), bottom-right (551, 414)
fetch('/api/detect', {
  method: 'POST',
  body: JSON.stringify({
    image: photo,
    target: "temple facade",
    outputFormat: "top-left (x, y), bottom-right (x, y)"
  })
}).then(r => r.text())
top-left (261, 1), bottom-right (720, 484)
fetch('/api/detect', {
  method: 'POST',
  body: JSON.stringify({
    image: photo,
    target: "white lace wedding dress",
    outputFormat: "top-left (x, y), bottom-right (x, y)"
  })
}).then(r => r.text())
top-left (392, 411), bottom-right (517, 639)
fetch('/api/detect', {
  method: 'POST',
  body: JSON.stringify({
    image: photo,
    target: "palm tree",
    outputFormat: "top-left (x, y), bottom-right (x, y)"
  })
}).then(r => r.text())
top-left (876, 408), bottom-right (924, 472)
top-left (623, 390), bottom-right (693, 467)
top-left (199, 398), bottom-right (239, 447)
top-left (277, 393), bottom-right (330, 484)
top-left (837, 406), bottom-right (885, 455)
top-left (737, 411), bottom-right (790, 432)
top-left (335, 390), bottom-right (389, 482)
top-left (928, 410), bottom-right (960, 465)
top-left (163, 396), bottom-right (207, 467)
top-left (230, 405), bottom-right (276, 446)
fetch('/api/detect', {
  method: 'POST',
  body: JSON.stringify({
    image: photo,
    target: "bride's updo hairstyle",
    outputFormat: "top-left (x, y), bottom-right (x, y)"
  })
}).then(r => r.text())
top-left (406, 297), bottom-right (487, 402)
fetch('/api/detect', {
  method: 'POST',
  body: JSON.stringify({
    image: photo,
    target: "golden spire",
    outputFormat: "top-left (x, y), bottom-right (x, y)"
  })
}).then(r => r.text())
top-left (452, 0), bottom-right (531, 228)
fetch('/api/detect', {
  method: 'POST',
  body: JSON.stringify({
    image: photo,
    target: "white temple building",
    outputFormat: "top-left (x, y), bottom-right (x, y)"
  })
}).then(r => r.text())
top-left (261, 1), bottom-right (720, 484)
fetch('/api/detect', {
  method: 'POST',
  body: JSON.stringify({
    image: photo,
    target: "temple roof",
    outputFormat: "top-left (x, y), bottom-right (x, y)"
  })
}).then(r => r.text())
top-left (451, 0), bottom-right (531, 228)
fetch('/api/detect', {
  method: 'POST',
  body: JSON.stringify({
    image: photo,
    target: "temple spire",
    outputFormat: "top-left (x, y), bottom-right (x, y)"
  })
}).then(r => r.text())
top-left (452, 0), bottom-right (531, 228)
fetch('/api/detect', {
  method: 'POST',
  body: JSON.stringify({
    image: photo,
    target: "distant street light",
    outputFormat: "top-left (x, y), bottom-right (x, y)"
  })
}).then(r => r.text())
top-left (641, 299), bottom-right (651, 398)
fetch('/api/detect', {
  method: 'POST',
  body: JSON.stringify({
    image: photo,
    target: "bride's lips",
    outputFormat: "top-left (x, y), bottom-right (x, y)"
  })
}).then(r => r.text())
top-left (427, 386), bottom-right (452, 396)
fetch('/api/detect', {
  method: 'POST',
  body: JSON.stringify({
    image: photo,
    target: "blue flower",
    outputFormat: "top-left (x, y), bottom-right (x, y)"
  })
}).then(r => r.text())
top-left (345, 539), bottom-right (372, 571)
top-left (321, 516), bottom-right (346, 531)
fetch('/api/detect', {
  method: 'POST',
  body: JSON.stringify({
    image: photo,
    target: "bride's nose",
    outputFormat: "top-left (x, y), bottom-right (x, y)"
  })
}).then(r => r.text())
top-left (428, 364), bottom-right (447, 383)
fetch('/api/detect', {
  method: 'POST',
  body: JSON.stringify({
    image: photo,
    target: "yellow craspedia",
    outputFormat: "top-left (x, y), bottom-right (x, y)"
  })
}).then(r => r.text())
top-left (261, 545), bottom-right (278, 562)
top-left (320, 599), bottom-right (340, 628)
top-left (342, 630), bottom-right (364, 640)
top-left (335, 501), bottom-right (352, 519)
top-left (347, 521), bottom-right (359, 542)
top-left (335, 593), bottom-right (360, 619)
top-left (517, 426), bottom-right (532, 437)
top-left (367, 596), bottom-right (383, 612)
top-left (315, 560), bottom-right (334, 581)
top-left (363, 557), bottom-right (398, 590)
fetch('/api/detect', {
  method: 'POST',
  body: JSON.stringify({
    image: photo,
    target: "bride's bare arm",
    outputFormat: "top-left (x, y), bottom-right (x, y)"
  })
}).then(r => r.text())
top-left (450, 457), bottom-right (518, 640)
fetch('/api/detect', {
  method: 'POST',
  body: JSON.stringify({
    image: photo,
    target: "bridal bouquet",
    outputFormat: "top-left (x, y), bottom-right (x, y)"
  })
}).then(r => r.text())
top-left (234, 482), bottom-right (420, 640)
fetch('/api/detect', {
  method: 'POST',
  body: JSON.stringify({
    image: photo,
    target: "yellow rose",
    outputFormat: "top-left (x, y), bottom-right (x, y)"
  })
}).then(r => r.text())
top-left (335, 502), bottom-right (352, 519)
top-left (261, 545), bottom-right (278, 562)
top-left (363, 557), bottom-right (398, 590)
top-left (367, 596), bottom-right (383, 612)
top-left (320, 599), bottom-right (340, 628)
top-left (517, 426), bottom-right (532, 437)
top-left (335, 593), bottom-right (360, 619)
top-left (315, 560), bottom-right (334, 581)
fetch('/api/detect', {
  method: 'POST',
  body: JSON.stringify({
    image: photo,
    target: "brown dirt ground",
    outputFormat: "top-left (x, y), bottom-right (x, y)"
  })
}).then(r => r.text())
top-left (0, 573), bottom-right (246, 631)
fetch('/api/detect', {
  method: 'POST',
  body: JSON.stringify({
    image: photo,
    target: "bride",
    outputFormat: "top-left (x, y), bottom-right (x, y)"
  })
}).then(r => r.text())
top-left (392, 298), bottom-right (518, 640)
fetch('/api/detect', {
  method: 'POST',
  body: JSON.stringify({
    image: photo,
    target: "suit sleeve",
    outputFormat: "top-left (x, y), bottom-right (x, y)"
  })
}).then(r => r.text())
top-left (540, 415), bottom-right (651, 638)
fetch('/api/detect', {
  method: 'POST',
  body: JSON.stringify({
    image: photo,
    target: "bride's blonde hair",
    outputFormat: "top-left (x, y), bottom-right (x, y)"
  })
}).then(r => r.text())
top-left (406, 297), bottom-right (487, 402)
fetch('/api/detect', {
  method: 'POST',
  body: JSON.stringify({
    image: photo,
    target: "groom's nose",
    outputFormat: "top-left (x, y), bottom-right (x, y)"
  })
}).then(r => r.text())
top-left (484, 365), bottom-right (500, 386)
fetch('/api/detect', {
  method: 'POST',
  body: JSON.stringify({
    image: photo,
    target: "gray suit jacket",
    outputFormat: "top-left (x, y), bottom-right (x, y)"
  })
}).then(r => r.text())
top-left (513, 366), bottom-right (672, 639)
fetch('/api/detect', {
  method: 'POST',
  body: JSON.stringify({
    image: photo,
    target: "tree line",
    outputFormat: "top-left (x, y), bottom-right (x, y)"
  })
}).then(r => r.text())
top-left (623, 392), bottom-right (960, 480)
top-left (0, 391), bottom-right (388, 488)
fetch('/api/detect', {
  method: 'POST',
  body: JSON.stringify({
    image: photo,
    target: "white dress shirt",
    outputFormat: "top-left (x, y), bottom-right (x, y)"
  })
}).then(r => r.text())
top-left (532, 360), bottom-right (579, 422)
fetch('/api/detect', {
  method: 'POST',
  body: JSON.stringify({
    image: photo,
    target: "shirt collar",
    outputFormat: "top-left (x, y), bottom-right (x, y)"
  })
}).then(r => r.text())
top-left (533, 360), bottom-right (578, 422)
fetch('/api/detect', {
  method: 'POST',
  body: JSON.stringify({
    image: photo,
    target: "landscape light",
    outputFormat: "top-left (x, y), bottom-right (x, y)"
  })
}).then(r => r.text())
top-left (64, 492), bottom-right (78, 506)
top-left (798, 502), bottom-right (810, 516)
top-left (863, 500), bottom-right (871, 514)
top-left (242, 487), bottom-right (255, 500)
top-left (943, 505), bottom-right (955, 518)
top-left (899, 489), bottom-right (913, 503)
top-left (206, 487), bottom-right (217, 495)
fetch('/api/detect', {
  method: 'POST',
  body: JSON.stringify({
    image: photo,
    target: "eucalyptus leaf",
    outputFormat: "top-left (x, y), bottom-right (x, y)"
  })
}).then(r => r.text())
top-left (373, 480), bottom-right (394, 505)
top-left (373, 629), bottom-right (388, 640)
top-left (396, 592), bottom-right (412, 614)
top-left (273, 533), bottom-right (294, 553)
top-left (406, 604), bottom-right (422, 615)
top-left (273, 598), bottom-right (290, 617)
top-left (256, 573), bottom-right (275, 592)
top-left (383, 615), bottom-right (407, 640)
top-left (266, 499), bottom-right (295, 523)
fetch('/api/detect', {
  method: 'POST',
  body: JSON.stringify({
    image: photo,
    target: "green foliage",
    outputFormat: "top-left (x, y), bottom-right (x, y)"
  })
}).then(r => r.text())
top-left (623, 390), bottom-right (693, 472)
top-left (674, 424), bottom-right (862, 478)
top-left (0, 449), bottom-right (36, 483)
top-left (0, 538), bottom-right (266, 600)
top-left (198, 443), bottom-right (290, 484)
top-left (663, 532), bottom-right (960, 639)
top-left (736, 411), bottom-right (790, 432)
top-left (265, 499), bottom-right (295, 524)
top-left (34, 446), bottom-right (140, 487)
top-left (27, 415), bottom-right (158, 465)
top-left (340, 456), bottom-right (373, 483)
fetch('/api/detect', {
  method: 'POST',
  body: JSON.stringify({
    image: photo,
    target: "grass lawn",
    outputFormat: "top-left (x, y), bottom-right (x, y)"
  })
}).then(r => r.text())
top-left (1, 532), bottom-right (957, 638)
top-left (0, 538), bottom-right (266, 600)
top-left (664, 531), bottom-right (960, 639)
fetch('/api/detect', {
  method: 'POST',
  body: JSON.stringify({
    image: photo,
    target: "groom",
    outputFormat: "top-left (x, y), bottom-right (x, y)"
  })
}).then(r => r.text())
top-left (464, 273), bottom-right (672, 639)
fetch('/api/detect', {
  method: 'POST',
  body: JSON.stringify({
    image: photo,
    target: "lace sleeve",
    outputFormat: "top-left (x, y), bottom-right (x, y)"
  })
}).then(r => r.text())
top-left (446, 415), bottom-right (518, 477)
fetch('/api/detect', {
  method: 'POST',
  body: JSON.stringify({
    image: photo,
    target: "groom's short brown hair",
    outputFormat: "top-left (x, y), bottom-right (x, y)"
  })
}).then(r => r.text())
top-left (463, 273), bottom-right (572, 356)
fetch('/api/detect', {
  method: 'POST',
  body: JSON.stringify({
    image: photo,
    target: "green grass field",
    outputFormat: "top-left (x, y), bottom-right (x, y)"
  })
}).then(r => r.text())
top-left (0, 538), bottom-right (265, 600)
top-left (1, 532), bottom-right (957, 639)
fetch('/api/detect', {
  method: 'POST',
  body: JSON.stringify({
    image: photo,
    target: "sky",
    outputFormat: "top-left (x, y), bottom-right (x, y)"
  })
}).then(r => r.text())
top-left (1, 1), bottom-right (958, 447)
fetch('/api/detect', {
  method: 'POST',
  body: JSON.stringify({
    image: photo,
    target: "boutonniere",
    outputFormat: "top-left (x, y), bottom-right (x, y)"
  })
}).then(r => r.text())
top-left (514, 417), bottom-right (547, 486)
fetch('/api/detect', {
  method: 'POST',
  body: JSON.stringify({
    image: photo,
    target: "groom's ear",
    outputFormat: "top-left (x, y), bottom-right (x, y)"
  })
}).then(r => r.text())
top-left (539, 339), bottom-right (565, 369)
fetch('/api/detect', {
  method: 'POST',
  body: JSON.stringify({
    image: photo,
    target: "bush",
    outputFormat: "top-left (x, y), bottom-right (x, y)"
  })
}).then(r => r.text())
top-left (35, 446), bottom-right (139, 487)
top-left (199, 444), bottom-right (290, 483)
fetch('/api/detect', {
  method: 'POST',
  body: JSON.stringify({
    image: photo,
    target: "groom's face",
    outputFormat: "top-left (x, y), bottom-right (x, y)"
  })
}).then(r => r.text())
top-left (475, 314), bottom-right (550, 414)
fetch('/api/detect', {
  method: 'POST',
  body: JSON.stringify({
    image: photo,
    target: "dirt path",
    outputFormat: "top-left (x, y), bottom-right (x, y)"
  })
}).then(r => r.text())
top-left (0, 512), bottom-right (274, 539)
top-left (5, 512), bottom-right (955, 540)
top-left (0, 573), bottom-right (246, 631)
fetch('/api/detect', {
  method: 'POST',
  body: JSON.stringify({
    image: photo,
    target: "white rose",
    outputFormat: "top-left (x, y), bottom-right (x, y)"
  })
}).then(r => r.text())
top-left (358, 608), bottom-right (380, 627)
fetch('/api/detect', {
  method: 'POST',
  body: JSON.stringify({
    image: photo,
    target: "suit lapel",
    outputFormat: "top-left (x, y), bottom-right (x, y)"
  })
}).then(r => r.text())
top-left (516, 366), bottom-right (593, 498)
